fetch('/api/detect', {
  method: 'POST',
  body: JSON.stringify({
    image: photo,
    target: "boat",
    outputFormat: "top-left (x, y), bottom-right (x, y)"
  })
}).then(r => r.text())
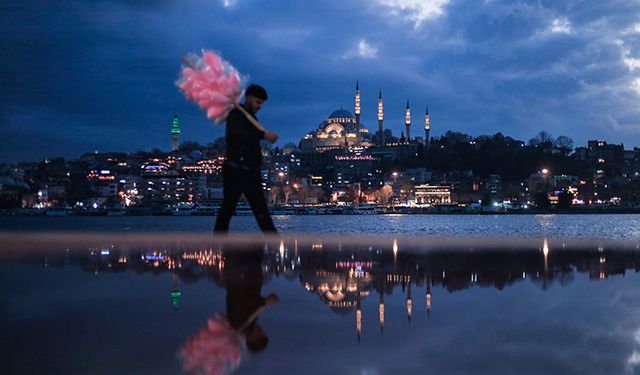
top-left (270, 207), bottom-right (287, 215)
top-left (343, 205), bottom-right (379, 215)
top-left (46, 205), bottom-right (72, 216)
top-left (106, 203), bottom-right (126, 216)
top-left (303, 206), bottom-right (322, 215)
top-left (171, 203), bottom-right (194, 216)
top-left (234, 204), bottom-right (254, 216)
top-left (194, 202), bottom-right (219, 215)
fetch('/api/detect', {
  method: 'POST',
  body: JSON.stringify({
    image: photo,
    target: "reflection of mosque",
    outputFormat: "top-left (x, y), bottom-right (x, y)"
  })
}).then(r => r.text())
top-left (47, 240), bottom-right (640, 340)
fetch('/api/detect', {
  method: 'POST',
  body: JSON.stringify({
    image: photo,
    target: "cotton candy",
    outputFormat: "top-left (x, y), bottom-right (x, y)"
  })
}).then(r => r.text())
top-left (176, 50), bottom-right (247, 124)
top-left (180, 314), bottom-right (242, 375)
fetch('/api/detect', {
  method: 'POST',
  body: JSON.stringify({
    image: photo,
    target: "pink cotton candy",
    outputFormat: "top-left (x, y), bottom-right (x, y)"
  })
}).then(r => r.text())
top-left (180, 314), bottom-right (242, 375)
top-left (176, 50), bottom-right (246, 125)
top-left (207, 105), bottom-right (227, 120)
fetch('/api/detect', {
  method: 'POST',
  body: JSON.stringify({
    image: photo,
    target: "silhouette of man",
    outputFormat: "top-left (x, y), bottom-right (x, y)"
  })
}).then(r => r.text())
top-left (214, 84), bottom-right (279, 234)
top-left (224, 243), bottom-right (278, 352)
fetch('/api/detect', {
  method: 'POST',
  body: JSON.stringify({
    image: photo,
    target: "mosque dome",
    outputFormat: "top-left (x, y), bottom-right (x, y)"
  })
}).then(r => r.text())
top-left (328, 109), bottom-right (355, 120)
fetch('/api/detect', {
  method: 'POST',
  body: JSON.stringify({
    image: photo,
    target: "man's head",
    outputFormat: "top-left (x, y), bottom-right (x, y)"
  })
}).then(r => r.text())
top-left (244, 322), bottom-right (269, 353)
top-left (244, 84), bottom-right (268, 113)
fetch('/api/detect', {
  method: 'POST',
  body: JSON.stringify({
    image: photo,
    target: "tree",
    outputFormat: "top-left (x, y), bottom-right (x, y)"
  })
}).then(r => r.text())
top-left (534, 192), bottom-right (550, 209)
top-left (554, 136), bottom-right (574, 156)
top-left (179, 141), bottom-right (203, 154)
top-left (269, 186), bottom-right (280, 205)
top-left (282, 185), bottom-right (293, 205)
top-left (206, 137), bottom-right (226, 155)
top-left (556, 188), bottom-right (574, 209)
top-left (528, 131), bottom-right (554, 149)
top-left (374, 184), bottom-right (393, 204)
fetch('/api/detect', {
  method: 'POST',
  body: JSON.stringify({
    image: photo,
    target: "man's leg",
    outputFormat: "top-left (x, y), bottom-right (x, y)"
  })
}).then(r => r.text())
top-left (214, 169), bottom-right (242, 233)
top-left (244, 174), bottom-right (277, 234)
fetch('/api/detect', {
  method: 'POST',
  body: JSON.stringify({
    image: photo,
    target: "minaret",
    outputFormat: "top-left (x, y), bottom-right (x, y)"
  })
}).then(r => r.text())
top-left (354, 81), bottom-right (361, 126)
top-left (377, 90), bottom-right (384, 146)
top-left (424, 106), bottom-right (430, 160)
top-left (405, 100), bottom-right (411, 143)
top-left (171, 114), bottom-right (180, 152)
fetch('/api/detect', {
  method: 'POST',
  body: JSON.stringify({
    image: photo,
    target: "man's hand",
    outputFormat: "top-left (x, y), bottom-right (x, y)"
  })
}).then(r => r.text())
top-left (265, 293), bottom-right (280, 306)
top-left (264, 131), bottom-right (279, 144)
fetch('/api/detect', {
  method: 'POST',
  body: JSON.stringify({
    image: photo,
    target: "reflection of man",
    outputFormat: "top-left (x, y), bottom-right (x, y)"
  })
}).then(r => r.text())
top-left (224, 244), bottom-right (278, 352)
top-left (214, 84), bottom-right (279, 234)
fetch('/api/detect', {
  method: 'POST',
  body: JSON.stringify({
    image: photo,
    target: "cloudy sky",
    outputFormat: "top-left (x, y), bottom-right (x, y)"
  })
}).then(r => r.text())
top-left (1, 0), bottom-right (640, 162)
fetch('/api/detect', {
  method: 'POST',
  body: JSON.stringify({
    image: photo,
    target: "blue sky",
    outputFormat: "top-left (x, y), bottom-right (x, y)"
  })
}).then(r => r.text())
top-left (1, 0), bottom-right (640, 162)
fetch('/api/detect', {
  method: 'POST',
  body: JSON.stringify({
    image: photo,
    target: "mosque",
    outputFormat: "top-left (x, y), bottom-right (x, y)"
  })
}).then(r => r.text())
top-left (299, 82), bottom-right (431, 153)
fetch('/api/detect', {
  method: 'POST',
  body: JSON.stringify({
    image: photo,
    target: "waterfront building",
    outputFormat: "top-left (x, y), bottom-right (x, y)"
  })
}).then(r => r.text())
top-left (414, 184), bottom-right (452, 205)
top-left (141, 160), bottom-right (190, 204)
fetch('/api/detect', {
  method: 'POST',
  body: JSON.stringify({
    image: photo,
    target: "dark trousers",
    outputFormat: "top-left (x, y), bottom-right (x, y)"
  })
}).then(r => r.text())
top-left (214, 166), bottom-right (277, 234)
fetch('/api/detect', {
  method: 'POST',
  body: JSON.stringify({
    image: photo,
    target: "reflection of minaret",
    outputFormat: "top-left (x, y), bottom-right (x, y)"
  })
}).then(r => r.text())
top-left (405, 100), bottom-right (411, 143)
top-left (171, 114), bottom-right (181, 152)
top-left (356, 296), bottom-right (362, 343)
top-left (424, 106), bottom-right (430, 160)
top-left (377, 90), bottom-right (384, 146)
top-left (426, 282), bottom-right (431, 316)
top-left (171, 273), bottom-right (181, 312)
top-left (542, 238), bottom-right (550, 289)
top-left (379, 288), bottom-right (385, 334)
top-left (406, 281), bottom-right (412, 324)
top-left (354, 81), bottom-right (361, 126)
top-left (393, 238), bottom-right (398, 264)
top-left (543, 238), bottom-right (549, 272)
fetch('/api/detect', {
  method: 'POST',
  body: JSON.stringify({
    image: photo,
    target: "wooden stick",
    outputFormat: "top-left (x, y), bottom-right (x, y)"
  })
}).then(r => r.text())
top-left (234, 104), bottom-right (267, 133)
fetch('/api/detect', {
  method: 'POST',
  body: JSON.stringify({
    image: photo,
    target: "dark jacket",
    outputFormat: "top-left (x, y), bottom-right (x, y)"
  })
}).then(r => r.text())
top-left (225, 105), bottom-right (265, 171)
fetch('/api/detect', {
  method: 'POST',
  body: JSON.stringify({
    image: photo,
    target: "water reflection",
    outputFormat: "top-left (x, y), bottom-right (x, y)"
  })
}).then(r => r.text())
top-left (18, 238), bottom-right (640, 323)
top-left (180, 243), bottom-right (279, 375)
top-left (5, 235), bottom-right (640, 374)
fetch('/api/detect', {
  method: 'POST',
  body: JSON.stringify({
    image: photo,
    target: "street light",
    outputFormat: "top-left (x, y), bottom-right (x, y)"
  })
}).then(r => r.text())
top-left (391, 172), bottom-right (399, 207)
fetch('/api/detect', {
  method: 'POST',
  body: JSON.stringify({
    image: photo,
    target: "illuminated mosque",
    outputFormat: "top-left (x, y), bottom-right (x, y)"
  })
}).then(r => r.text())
top-left (299, 82), bottom-right (431, 153)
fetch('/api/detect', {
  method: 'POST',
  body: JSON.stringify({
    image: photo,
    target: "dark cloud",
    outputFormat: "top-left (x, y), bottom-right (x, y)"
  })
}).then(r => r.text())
top-left (2, 0), bottom-right (640, 162)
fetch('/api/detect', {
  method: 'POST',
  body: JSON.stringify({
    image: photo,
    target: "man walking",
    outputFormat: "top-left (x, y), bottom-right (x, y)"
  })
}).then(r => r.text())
top-left (214, 84), bottom-right (279, 234)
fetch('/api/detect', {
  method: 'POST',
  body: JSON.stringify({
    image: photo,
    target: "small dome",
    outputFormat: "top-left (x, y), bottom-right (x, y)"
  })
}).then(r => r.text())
top-left (328, 109), bottom-right (355, 119)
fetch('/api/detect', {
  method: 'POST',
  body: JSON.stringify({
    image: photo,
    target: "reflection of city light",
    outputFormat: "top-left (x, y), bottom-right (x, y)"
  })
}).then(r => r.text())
top-left (356, 306), bottom-right (362, 339)
top-left (393, 239), bottom-right (398, 259)
top-left (279, 240), bottom-right (285, 261)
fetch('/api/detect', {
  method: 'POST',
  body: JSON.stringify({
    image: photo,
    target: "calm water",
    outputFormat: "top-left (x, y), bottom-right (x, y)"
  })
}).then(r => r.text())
top-left (2, 216), bottom-right (640, 374)
top-left (2, 214), bottom-right (640, 238)
top-left (2, 233), bottom-right (640, 375)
